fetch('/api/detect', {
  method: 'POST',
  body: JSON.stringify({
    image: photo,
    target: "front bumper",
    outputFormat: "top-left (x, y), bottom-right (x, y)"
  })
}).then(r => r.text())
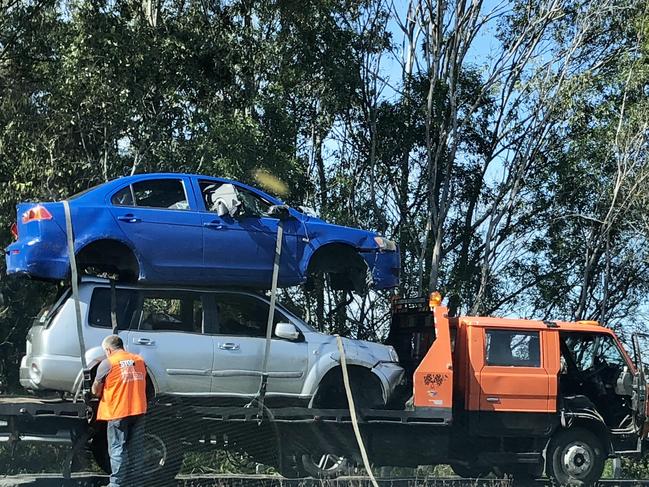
top-left (372, 361), bottom-right (406, 403)
top-left (361, 249), bottom-right (400, 289)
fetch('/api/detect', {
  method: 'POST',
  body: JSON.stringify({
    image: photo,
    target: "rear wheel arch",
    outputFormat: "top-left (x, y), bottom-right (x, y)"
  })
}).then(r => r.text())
top-left (75, 239), bottom-right (140, 281)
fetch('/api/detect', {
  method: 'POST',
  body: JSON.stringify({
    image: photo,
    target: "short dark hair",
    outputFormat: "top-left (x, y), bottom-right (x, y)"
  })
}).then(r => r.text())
top-left (102, 335), bottom-right (124, 351)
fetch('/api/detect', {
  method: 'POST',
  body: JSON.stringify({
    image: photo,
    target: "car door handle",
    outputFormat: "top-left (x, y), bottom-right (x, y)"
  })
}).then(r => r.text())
top-left (135, 338), bottom-right (155, 346)
top-left (486, 397), bottom-right (501, 403)
top-left (118, 215), bottom-right (141, 223)
top-left (203, 222), bottom-right (223, 230)
top-left (219, 342), bottom-right (240, 351)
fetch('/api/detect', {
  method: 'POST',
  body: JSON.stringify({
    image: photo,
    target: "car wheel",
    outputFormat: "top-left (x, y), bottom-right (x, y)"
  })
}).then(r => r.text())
top-left (299, 453), bottom-right (350, 478)
top-left (89, 421), bottom-right (183, 485)
top-left (313, 367), bottom-right (385, 410)
top-left (547, 428), bottom-right (605, 486)
top-left (76, 240), bottom-right (139, 283)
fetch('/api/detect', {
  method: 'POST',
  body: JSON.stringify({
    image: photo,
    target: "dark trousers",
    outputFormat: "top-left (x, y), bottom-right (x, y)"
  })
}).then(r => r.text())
top-left (107, 414), bottom-right (145, 487)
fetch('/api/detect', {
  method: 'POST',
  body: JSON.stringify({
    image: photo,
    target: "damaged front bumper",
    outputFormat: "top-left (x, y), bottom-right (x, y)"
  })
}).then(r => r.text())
top-left (361, 248), bottom-right (400, 290)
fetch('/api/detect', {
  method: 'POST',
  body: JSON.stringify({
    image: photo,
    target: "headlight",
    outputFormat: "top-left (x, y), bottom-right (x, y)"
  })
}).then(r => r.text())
top-left (388, 346), bottom-right (399, 363)
top-left (374, 236), bottom-right (397, 251)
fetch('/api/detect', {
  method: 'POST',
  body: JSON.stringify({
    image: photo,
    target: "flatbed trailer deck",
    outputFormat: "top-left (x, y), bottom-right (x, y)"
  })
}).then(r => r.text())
top-left (0, 395), bottom-right (454, 480)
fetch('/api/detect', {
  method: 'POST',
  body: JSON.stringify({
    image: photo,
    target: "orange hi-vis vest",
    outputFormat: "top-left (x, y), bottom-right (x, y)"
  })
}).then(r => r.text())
top-left (97, 350), bottom-right (148, 421)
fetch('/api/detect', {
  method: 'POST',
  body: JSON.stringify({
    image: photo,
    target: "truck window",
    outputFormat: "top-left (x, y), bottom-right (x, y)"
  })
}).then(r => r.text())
top-left (485, 329), bottom-right (540, 367)
top-left (562, 332), bottom-right (628, 372)
top-left (89, 288), bottom-right (139, 330)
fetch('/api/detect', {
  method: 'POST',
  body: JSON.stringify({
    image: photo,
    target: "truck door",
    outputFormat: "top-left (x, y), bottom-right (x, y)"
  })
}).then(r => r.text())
top-left (476, 327), bottom-right (554, 434)
top-left (632, 334), bottom-right (648, 426)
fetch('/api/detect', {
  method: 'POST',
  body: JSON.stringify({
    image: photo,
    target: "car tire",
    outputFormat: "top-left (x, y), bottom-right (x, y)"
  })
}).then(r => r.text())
top-left (547, 428), bottom-right (605, 486)
top-left (298, 453), bottom-right (350, 478)
top-left (89, 420), bottom-right (183, 485)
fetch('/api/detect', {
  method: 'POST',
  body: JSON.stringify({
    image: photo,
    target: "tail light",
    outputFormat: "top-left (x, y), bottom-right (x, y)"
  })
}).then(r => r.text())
top-left (10, 222), bottom-right (18, 240)
top-left (22, 205), bottom-right (53, 224)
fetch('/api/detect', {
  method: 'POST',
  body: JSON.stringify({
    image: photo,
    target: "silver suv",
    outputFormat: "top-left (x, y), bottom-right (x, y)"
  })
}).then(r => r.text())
top-left (20, 278), bottom-right (404, 408)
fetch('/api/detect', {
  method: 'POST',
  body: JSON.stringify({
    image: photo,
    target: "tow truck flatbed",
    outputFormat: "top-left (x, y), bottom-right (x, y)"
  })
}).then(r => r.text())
top-left (0, 396), bottom-right (87, 419)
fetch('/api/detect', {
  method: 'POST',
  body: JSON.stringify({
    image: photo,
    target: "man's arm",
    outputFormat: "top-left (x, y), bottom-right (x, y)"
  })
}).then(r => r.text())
top-left (92, 358), bottom-right (111, 397)
top-left (91, 379), bottom-right (104, 397)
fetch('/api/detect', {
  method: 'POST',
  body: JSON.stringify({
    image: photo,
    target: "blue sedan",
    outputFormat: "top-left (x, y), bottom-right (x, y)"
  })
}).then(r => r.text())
top-left (5, 173), bottom-right (399, 292)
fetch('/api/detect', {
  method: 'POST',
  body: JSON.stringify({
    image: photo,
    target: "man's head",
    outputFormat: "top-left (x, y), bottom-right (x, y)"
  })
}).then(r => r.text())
top-left (101, 335), bottom-right (124, 357)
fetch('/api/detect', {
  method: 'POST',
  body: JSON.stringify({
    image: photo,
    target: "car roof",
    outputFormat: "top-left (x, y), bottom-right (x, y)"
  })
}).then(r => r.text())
top-left (78, 276), bottom-right (274, 296)
top-left (92, 173), bottom-right (284, 205)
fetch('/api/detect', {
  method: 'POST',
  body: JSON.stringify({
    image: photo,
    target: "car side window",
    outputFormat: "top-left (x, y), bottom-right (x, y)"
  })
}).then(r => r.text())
top-left (111, 186), bottom-right (134, 206)
top-left (113, 179), bottom-right (189, 210)
top-left (237, 187), bottom-right (271, 217)
top-left (199, 180), bottom-right (271, 217)
top-left (138, 292), bottom-right (203, 333)
top-left (89, 288), bottom-right (139, 330)
top-left (485, 329), bottom-right (540, 367)
top-left (214, 293), bottom-right (285, 337)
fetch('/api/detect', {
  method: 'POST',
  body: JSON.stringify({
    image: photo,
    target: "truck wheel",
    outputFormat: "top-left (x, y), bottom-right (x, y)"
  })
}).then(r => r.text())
top-left (299, 453), bottom-right (349, 478)
top-left (547, 428), bottom-right (605, 486)
top-left (450, 462), bottom-right (490, 478)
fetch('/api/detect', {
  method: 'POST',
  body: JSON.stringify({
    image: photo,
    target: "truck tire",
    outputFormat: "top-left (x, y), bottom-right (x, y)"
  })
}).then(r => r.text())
top-left (547, 428), bottom-right (605, 486)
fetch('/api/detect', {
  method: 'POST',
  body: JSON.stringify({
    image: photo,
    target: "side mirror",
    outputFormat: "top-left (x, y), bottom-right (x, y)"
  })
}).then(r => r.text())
top-left (268, 204), bottom-right (291, 220)
top-left (275, 322), bottom-right (301, 341)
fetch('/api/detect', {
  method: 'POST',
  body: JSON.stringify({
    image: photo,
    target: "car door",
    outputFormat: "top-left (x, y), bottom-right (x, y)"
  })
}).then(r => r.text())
top-left (125, 289), bottom-right (214, 395)
top-left (196, 179), bottom-right (302, 287)
top-left (109, 177), bottom-right (204, 282)
top-left (210, 292), bottom-right (308, 398)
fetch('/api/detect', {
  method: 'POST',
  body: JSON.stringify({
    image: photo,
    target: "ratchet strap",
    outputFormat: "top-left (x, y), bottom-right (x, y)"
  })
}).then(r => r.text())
top-left (254, 219), bottom-right (284, 417)
top-left (336, 335), bottom-right (379, 487)
top-left (63, 201), bottom-right (90, 393)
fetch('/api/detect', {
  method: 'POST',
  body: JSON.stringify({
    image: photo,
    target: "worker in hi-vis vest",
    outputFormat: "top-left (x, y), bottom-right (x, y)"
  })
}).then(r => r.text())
top-left (92, 335), bottom-right (148, 487)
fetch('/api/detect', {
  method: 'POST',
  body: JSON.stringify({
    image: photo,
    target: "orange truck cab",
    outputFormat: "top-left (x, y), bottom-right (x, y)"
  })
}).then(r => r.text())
top-left (387, 294), bottom-right (649, 485)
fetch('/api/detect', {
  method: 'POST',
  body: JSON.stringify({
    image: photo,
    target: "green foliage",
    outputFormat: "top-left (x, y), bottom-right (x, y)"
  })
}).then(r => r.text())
top-left (0, 443), bottom-right (71, 474)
